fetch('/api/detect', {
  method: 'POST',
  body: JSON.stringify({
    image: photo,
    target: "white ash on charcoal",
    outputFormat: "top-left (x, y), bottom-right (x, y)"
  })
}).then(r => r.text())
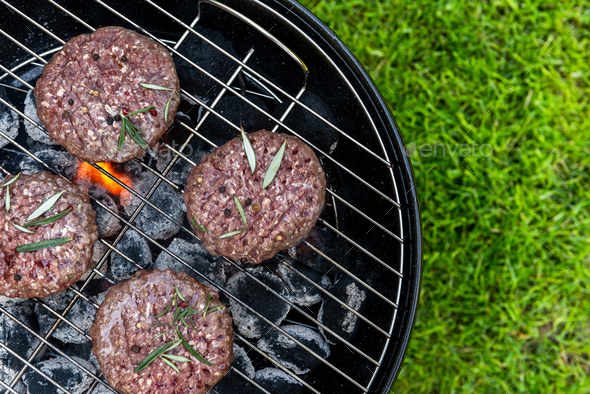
top-left (19, 149), bottom-right (80, 180)
top-left (79, 242), bottom-right (109, 282)
top-left (274, 92), bottom-right (339, 156)
top-left (176, 25), bottom-right (239, 101)
top-left (22, 356), bottom-right (96, 394)
top-left (254, 368), bottom-right (304, 394)
top-left (153, 238), bottom-right (225, 287)
top-left (23, 90), bottom-right (56, 146)
top-left (257, 325), bottom-right (330, 375)
top-left (0, 86), bottom-right (19, 149)
top-left (214, 344), bottom-right (256, 394)
top-left (0, 301), bottom-right (41, 393)
top-left (89, 382), bottom-right (116, 394)
top-left (225, 267), bottom-right (291, 339)
top-left (317, 276), bottom-right (367, 345)
top-left (277, 260), bottom-right (330, 307)
top-left (91, 194), bottom-right (121, 239)
top-left (288, 226), bottom-right (351, 275)
top-left (120, 162), bottom-right (185, 240)
top-left (0, 295), bottom-right (30, 308)
top-left (110, 229), bottom-right (152, 281)
top-left (34, 291), bottom-right (94, 344)
top-left (9, 66), bottom-right (42, 90)
top-left (199, 94), bottom-right (275, 146)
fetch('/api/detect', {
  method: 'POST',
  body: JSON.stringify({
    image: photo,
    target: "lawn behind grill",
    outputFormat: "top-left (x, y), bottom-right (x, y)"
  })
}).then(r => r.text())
top-left (300, 0), bottom-right (590, 392)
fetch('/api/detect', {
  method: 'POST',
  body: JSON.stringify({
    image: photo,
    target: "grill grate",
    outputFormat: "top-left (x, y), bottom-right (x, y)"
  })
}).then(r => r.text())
top-left (0, 1), bottom-right (413, 393)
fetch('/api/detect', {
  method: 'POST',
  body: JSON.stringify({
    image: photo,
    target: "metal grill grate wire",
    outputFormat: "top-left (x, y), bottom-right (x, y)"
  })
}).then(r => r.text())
top-left (0, 1), bottom-right (406, 393)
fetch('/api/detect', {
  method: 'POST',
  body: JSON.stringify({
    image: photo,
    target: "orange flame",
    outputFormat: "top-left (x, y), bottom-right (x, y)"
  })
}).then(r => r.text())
top-left (76, 162), bottom-right (131, 196)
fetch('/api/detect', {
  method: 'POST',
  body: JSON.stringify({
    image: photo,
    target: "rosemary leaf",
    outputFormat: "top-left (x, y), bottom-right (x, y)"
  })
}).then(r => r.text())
top-left (154, 297), bottom-right (173, 318)
top-left (167, 340), bottom-right (182, 352)
top-left (24, 208), bottom-right (71, 227)
top-left (188, 316), bottom-right (198, 333)
top-left (262, 139), bottom-right (287, 189)
top-left (27, 191), bottom-right (65, 221)
top-left (204, 306), bottom-right (224, 315)
top-left (203, 294), bottom-right (212, 319)
top-left (135, 341), bottom-right (175, 373)
top-left (9, 220), bottom-right (35, 234)
top-left (139, 83), bottom-right (174, 91)
top-left (174, 285), bottom-right (186, 302)
top-left (5, 185), bottom-right (9, 213)
top-left (127, 106), bottom-right (155, 117)
top-left (16, 238), bottom-right (72, 253)
top-left (125, 120), bottom-right (148, 149)
top-left (240, 124), bottom-right (256, 174)
top-left (234, 196), bottom-right (247, 227)
top-left (177, 327), bottom-right (214, 367)
top-left (180, 316), bottom-right (190, 330)
top-left (150, 332), bottom-right (171, 345)
top-left (0, 172), bottom-right (21, 187)
top-left (216, 228), bottom-right (247, 239)
top-left (164, 95), bottom-right (172, 122)
top-left (162, 354), bottom-right (191, 363)
top-left (161, 357), bottom-right (181, 375)
top-left (197, 224), bottom-right (207, 233)
top-left (118, 120), bottom-right (126, 151)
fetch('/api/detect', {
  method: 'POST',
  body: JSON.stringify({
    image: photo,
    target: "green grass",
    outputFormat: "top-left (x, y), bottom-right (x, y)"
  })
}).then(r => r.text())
top-left (299, 0), bottom-right (590, 392)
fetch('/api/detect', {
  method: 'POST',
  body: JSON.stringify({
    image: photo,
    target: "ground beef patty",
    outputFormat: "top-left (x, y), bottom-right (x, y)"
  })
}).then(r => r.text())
top-left (0, 171), bottom-right (98, 298)
top-left (35, 26), bottom-right (180, 163)
top-left (185, 129), bottom-right (326, 264)
top-left (90, 269), bottom-right (234, 394)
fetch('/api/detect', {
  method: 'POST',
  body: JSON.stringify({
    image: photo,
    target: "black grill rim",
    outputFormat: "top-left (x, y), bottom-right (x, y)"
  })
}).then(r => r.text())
top-left (264, 0), bottom-right (423, 391)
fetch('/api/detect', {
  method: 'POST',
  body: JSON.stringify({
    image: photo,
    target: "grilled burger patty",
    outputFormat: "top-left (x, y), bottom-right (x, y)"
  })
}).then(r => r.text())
top-left (35, 26), bottom-right (180, 163)
top-left (0, 171), bottom-right (98, 298)
top-left (90, 269), bottom-right (234, 394)
top-left (184, 129), bottom-right (326, 264)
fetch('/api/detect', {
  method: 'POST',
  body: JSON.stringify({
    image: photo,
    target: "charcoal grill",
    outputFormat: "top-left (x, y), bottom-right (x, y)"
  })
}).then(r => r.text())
top-left (0, 0), bottom-right (422, 393)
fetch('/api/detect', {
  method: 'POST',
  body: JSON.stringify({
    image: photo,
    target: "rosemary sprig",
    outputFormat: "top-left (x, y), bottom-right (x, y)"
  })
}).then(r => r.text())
top-left (27, 191), bottom-right (65, 221)
top-left (262, 139), bottom-right (287, 189)
top-left (234, 196), bottom-right (247, 227)
top-left (9, 220), bottom-right (35, 234)
top-left (118, 107), bottom-right (154, 151)
top-left (216, 228), bottom-right (247, 239)
top-left (241, 123), bottom-right (256, 174)
top-left (134, 340), bottom-right (179, 373)
top-left (0, 172), bottom-right (21, 187)
top-left (23, 208), bottom-right (71, 227)
top-left (16, 238), bottom-right (73, 253)
top-left (136, 286), bottom-right (220, 374)
top-left (174, 285), bottom-right (186, 302)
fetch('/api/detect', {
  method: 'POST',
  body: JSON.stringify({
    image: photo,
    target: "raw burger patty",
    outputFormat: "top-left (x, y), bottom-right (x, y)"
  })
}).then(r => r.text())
top-left (184, 129), bottom-right (326, 264)
top-left (0, 171), bottom-right (98, 298)
top-left (35, 26), bottom-right (180, 163)
top-left (90, 269), bottom-right (234, 394)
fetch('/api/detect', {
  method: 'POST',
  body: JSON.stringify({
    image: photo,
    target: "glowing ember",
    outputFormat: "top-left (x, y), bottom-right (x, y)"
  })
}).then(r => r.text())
top-left (76, 162), bottom-right (131, 196)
